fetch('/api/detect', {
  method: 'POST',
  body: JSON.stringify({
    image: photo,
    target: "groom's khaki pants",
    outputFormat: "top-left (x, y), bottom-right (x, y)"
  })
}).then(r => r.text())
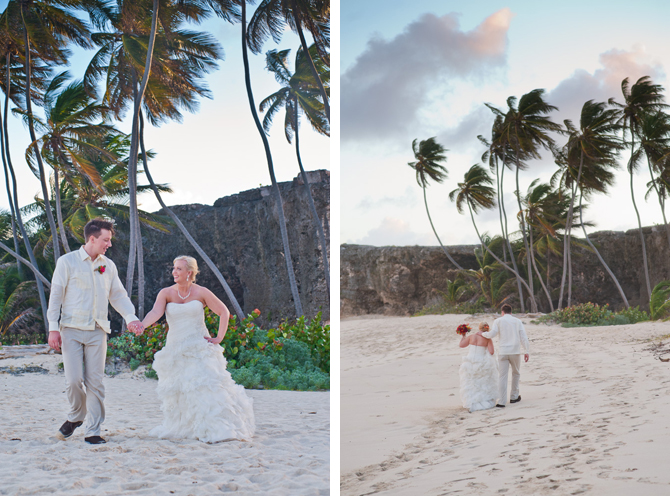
top-left (61, 326), bottom-right (107, 437)
top-left (498, 354), bottom-right (521, 405)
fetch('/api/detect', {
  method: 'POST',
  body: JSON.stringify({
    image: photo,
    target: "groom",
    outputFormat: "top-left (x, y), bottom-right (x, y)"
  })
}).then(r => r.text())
top-left (47, 219), bottom-right (144, 444)
top-left (478, 304), bottom-right (530, 408)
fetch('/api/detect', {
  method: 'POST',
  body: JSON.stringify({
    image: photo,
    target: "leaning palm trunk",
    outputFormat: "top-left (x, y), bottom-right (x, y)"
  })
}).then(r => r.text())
top-left (645, 156), bottom-right (670, 249)
top-left (242, 0), bottom-right (304, 317)
top-left (53, 168), bottom-right (71, 253)
top-left (627, 131), bottom-right (652, 299)
top-left (422, 186), bottom-right (465, 271)
top-left (579, 190), bottom-right (629, 308)
top-left (21, 6), bottom-right (60, 262)
top-left (514, 158), bottom-right (537, 312)
top-left (558, 152), bottom-right (585, 309)
top-left (294, 104), bottom-right (329, 295)
top-left (2, 54), bottom-right (48, 329)
top-left (630, 168), bottom-right (652, 299)
top-left (529, 226), bottom-right (554, 312)
top-left (0, 241), bottom-right (51, 287)
top-left (499, 161), bottom-right (525, 311)
top-left (0, 93), bottom-right (22, 278)
top-left (290, 0), bottom-right (329, 123)
top-left (467, 200), bottom-right (534, 298)
top-left (139, 112), bottom-right (245, 321)
top-left (125, 0), bottom-right (159, 307)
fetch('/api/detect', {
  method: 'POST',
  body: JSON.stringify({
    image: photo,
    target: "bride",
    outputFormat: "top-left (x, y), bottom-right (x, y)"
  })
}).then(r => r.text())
top-left (141, 255), bottom-right (255, 442)
top-left (458, 322), bottom-right (498, 413)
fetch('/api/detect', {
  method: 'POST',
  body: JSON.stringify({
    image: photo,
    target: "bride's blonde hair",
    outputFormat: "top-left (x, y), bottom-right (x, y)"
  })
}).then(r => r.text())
top-left (479, 322), bottom-right (489, 331)
top-left (173, 255), bottom-right (199, 282)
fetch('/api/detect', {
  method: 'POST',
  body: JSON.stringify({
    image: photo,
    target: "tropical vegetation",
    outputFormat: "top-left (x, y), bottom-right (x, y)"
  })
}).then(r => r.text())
top-left (411, 76), bottom-right (670, 320)
top-left (0, 1), bottom-right (330, 354)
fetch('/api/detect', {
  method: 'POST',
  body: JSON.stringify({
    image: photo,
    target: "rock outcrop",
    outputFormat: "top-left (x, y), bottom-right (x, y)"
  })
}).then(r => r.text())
top-left (110, 170), bottom-right (329, 328)
top-left (341, 225), bottom-right (670, 316)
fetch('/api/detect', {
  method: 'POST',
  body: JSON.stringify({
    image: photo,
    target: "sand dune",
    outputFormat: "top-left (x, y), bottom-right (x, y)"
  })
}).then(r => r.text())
top-left (341, 314), bottom-right (670, 495)
top-left (0, 352), bottom-right (329, 495)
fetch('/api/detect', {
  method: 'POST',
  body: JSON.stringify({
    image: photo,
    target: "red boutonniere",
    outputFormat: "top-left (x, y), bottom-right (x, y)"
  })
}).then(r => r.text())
top-left (95, 265), bottom-right (106, 274)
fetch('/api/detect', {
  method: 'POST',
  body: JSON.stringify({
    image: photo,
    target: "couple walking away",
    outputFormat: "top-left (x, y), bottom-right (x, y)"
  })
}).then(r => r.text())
top-left (47, 218), bottom-right (255, 444)
top-left (459, 304), bottom-right (530, 413)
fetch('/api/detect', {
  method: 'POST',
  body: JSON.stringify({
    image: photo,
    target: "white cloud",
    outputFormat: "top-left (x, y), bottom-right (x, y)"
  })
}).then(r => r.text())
top-left (341, 9), bottom-right (513, 144)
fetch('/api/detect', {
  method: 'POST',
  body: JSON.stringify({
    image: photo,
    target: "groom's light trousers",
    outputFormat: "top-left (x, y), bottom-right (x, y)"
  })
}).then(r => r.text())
top-left (61, 326), bottom-right (107, 437)
top-left (498, 354), bottom-right (521, 405)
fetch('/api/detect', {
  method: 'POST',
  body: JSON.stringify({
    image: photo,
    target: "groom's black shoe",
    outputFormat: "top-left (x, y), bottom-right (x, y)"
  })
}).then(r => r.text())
top-left (85, 436), bottom-right (107, 445)
top-left (495, 404), bottom-right (506, 408)
top-left (510, 396), bottom-right (521, 404)
top-left (58, 420), bottom-right (83, 439)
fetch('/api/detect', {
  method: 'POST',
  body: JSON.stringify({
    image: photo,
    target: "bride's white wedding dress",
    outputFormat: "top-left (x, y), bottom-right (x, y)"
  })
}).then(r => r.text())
top-left (150, 300), bottom-right (255, 442)
top-left (459, 344), bottom-right (498, 413)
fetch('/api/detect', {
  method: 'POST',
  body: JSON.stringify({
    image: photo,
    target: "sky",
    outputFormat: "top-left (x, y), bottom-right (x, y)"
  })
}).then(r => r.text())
top-left (0, 1), bottom-right (330, 216)
top-left (341, 0), bottom-right (670, 247)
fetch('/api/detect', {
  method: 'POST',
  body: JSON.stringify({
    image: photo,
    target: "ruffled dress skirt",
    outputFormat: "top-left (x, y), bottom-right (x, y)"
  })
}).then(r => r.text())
top-left (150, 300), bottom-right (255, 442)
top-left (459, 345), bottom-right (498, 413)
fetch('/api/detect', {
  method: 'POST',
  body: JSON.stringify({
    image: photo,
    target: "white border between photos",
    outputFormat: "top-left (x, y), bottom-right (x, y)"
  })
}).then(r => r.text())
top-left (329, 0), bottom-right (341, 492)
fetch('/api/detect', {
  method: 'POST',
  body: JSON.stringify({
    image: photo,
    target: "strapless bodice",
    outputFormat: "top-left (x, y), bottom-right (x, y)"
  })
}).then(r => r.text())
top-left (165, 300), bottom-right (208, 345)
top-left (466, 345), bottom-right (490, 358)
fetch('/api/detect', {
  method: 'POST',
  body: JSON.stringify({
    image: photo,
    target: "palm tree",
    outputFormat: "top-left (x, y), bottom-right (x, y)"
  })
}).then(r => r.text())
top-left (12, 0), bottom-right (101, 263)
top-left (260, 44), bottom-right (330, 296)
top-left (21, 73), bottom-right (118, 255)
top-left (636, 110), bottom-right (670, 249)
top-left (85, 0), bottom-right (238, 319)
top-left (610, 76), bottom-right (669, 301)
top-left (489, 90), bottom-right (563, 312)
top-left (469, 235), bottom-right (516, 309)
top-left (241, 0), bottom-right (304, 317)
top-left (449, 164), bottom-right (534, 300)
top-left (519, 180), bottom-right (561, 311)
top-left (0, 12), bottom-right (50, 325)
top-left (247, 0), bottom-right (330, 122)
top-left (558, 100), bottom-right (623, 308)
top-left (407, 137), bottom-right (465, 271)
top-left (479, 113), bottom-right (525, 308)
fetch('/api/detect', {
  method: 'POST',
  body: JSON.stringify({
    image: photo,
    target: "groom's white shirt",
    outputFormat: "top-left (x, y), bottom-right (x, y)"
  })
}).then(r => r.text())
top-left (47, 246), bottom-right (138, 333)
top-left (481, 313), bottom-right (530, 355)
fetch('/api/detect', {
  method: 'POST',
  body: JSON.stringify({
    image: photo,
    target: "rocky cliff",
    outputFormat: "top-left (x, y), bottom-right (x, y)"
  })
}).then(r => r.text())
top-left (340, 225), bottom-right (670, 316)
top-left (110, 170), bottom-right (329, 327)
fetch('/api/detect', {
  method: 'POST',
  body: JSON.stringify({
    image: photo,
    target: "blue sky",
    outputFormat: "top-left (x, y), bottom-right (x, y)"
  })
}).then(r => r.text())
top-left (0, 2), bottom-right (330, 215)
top-left (341, 0), bottom-right (670, 246)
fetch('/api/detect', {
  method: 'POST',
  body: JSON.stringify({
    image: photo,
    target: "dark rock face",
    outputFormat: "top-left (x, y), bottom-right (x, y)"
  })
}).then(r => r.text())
top-left (110, 170), bottom-right (329, 327)
top-left (340, 225), bottom-right (670, 316)
top-left (340, 244), bottom-right (479, 316)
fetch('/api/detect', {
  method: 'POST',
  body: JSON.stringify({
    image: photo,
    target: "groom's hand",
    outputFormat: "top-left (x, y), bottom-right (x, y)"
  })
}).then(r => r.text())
top-left (48, 331), bottom-right (62, 352)
top-left (524, 354), bottom-right (529, 362)
top-left (127, 321), bottom-right (144, 335)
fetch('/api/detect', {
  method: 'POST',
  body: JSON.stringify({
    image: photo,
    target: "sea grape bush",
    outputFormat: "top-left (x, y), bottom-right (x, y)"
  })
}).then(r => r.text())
top-left (540, 302), bottom-right (648, 327)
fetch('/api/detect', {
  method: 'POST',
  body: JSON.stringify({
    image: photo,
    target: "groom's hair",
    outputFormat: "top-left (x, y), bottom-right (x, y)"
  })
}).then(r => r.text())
top-left (501, 304), bottom-right (512, 314)
top-left (84, 218), bottom-right (115, 241)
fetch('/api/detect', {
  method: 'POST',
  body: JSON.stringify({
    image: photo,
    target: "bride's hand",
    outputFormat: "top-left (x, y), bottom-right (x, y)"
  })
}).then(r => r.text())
top-left (204, 335), bottom-right (222, 345)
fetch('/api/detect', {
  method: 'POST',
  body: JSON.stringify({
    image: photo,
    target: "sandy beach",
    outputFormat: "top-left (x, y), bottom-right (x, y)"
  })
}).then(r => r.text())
top-left (341, 314), bottom-right (670, 495)
top-left (0, 350), bottom-right (329, 495)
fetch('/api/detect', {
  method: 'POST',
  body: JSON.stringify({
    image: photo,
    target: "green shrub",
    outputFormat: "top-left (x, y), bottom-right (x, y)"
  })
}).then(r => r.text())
top-left (144, 365), bottom-right (157, 380)
top-left (650, 281), bottom-right (670, 320)
top-left (541, 302), bottom-right (649, 327)
top-left (106, 308), bottom-right (330, 391)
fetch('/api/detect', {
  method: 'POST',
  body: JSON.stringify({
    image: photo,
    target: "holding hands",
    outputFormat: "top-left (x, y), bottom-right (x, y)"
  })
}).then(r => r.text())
top-left (127, 320), bottom-right (144, 335)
